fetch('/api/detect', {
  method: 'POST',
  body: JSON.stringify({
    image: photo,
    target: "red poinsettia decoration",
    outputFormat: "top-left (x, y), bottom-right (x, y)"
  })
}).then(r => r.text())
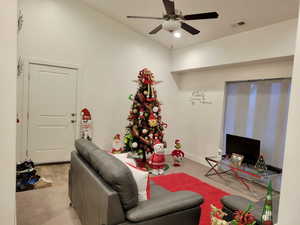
top-left (231, 204), bottom-right (256, 225)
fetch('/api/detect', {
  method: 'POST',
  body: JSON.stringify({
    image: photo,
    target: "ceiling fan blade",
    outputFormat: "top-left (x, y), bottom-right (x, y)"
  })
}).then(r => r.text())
top-left (181, 22), bottom-right (200, 35)
top-left (149, 24), bottom-right (163, 35)
top-left (183, 12), bottom-right (219, 20)
top-left (163, 0), bottom-right (175, 15)
top-left (127, 16), bottom-right (164, 20)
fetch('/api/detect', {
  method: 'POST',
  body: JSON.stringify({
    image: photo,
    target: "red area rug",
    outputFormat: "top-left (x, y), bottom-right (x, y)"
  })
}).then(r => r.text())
top-left (151, 173), bottom-right (229, 225)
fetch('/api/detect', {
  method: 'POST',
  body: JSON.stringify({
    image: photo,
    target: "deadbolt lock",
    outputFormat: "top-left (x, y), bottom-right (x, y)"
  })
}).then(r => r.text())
top-left (71, 120), bottom-right (76, 123)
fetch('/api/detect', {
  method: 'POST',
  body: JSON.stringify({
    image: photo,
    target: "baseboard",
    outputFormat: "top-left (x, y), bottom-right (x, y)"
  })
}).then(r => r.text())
top-left (184, 152), bottom-right (207, 166)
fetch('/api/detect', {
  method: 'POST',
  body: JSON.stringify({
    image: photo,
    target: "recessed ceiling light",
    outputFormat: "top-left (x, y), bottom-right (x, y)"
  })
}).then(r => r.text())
top-left (173, 31), bottom-right (181, 38)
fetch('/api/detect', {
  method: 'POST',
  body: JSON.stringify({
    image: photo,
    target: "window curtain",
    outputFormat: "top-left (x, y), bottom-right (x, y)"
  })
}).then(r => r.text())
top-left (223, 79), bottom-right (291, 168)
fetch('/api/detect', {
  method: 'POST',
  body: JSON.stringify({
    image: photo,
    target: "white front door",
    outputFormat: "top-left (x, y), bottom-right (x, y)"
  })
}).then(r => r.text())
top-left (28, 63), bottom-right (78, 163)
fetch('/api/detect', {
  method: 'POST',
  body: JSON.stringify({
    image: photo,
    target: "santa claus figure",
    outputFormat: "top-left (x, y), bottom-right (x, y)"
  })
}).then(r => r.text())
top-left (112, 134), bottom-right (123, 154)
top-left (171, 139), bottom-right (185, 167)
top-left (148, 140), bottom-right (166, 175)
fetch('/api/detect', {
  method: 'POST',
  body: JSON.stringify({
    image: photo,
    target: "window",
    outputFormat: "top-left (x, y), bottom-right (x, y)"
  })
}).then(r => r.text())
top-left (223, 79), bottom-right (291, 168)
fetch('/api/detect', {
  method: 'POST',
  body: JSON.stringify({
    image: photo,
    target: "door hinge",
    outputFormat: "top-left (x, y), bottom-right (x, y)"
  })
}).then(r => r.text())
top-left (17, 57), bottom-right (24, 77)
top-left (18, 10), bottom-right (24, 32)
top-left (27, 112), bottom-right (29, 120)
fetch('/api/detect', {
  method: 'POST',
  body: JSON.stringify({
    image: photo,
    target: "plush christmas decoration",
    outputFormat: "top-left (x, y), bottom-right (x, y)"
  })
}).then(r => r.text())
top-left (261, 181), bottom-right (274, 225)
top-left (112, 134), bottom-right (123, 154)
top-left (80, 108), bottom-right (93, 140)
top-left (171, 139), bottom-right (185, 167)
top-left (148, 140), bottom-right (166, 175)
top-left (124, 68), bottom-right (166, 162)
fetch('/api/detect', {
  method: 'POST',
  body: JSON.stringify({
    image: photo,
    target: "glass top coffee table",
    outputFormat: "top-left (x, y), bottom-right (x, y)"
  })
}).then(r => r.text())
top-left (205, 156), bottom-right (280, 197)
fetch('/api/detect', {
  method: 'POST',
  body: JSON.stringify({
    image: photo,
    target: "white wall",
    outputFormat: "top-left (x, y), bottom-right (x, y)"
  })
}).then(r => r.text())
top-left (278, 4), bottom-right (300, 224)
top-left (18, 0), bottom-right (179, 159)
top-left (174, 59), bottom-right (293, 166)
top-left (0, 1), bottom-right (17, 225)
top-left (172, 19), bottom-right (297, 72)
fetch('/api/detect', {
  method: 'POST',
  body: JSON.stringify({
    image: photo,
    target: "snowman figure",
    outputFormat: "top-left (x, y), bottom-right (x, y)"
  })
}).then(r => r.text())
top-left (148, 140), bottom-right (166, 175)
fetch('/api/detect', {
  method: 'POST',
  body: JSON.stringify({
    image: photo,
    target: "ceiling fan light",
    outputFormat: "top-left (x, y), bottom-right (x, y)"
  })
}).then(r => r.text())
top-left (162, 20), bottom-right (181, 32)
top-left (173, 31), bottom-right (181, 38)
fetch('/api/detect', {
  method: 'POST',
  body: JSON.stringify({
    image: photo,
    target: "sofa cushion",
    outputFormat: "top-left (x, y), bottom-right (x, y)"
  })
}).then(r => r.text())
top-left (150, 181), bottom-right (170, 199)
top-left (75, 139), bottom-right (99, 163)
top-left (126, 191), bottom-right (204, 222)
top-left (90, 150), bottom-right (139, 210)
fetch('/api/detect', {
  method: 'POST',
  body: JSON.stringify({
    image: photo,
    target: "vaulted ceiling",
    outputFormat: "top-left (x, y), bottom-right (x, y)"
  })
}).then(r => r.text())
top-left (82, 0), bottom-right (299, 49)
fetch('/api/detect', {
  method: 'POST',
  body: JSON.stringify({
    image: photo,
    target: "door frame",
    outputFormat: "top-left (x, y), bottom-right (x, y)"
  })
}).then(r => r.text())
top-left (19, 58), bottom-right (83, 161)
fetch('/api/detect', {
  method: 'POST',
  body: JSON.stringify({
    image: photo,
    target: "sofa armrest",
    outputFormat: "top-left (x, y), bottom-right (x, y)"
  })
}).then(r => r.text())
top-left (126, 191), bottom-right (204, 222)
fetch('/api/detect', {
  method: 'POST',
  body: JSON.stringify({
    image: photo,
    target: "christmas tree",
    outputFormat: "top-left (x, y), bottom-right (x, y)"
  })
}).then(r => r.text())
top-left (124, 68), bottom-right (167, 161)
top-left (261, 181), bottom-right (273, 225)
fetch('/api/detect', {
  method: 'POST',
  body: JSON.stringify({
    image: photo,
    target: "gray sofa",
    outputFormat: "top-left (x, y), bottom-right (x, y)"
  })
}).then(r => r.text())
top-left (69, 139), bottom-right (204, 225)
top-left (221, 195), bottom-right (280, 224)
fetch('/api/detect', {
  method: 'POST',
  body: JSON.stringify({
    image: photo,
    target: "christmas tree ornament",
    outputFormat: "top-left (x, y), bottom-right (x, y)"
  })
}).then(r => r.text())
top-left (171, 139), bottom-right (185, 167)
top-left (148, 140), bottom-right (166, 175)
top-left (261, 181), bottom-right (273, 225)
top-left (142, 129), bottom-right (148, 134)
top-left (128, 94), bottom-right (134, 101)
top-left (137, 93), bottom-right (146, 103)
top-left (132, 142), bottom-right (138, 148)
top-left (153, 106), bottom-right (159, 113)
top-left (112, 134), bottom-right (123, 154)
top-left (143, 90), bottom-right (148, 95)
top-left (148, 113), bottom-right (158, 127)
top-left (132, 108), bottom-right (138, 114)
top-left (80, 108), bottom-right (93, 141)
top-left (255, 155), bottom-right (268, 173)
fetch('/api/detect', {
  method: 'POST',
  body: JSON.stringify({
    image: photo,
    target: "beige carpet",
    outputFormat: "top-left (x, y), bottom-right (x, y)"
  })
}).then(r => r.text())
top-left (16, 158), bottom-right (274, 225)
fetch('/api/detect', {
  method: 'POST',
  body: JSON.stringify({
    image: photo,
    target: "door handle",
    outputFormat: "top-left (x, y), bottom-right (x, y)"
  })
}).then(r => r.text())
top-left (71, 120), bottom-right (76, 123)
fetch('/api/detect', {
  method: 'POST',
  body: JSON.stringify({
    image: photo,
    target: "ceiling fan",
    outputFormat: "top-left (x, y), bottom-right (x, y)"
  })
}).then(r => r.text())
top-left (127, 0), bottom-right (219, 35)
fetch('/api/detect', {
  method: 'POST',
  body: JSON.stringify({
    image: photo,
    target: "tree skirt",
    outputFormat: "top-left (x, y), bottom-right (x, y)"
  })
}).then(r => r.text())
top-left (151, 173), bottom-right (229, 225)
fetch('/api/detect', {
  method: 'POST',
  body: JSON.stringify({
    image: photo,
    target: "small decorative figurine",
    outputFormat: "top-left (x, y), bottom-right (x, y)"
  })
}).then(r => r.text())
top-left (210, 204), bottom-right (229, 225)
top-left (171, 139), bottom-right (185, 167)
top-left (112, 134), bottom-right (123, 154)
top-left (148, 140), bottom-right (165, 175)
top-left (255, 155), bottom-right (268, 173)
top-left (80, 108), bottom-right (93, 140)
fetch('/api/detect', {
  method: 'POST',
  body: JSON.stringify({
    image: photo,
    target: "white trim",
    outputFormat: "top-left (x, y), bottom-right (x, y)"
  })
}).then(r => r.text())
top-left (19, 58), bottom-right (82, 161)
top-left (184, 152), bottom-right (208, 166)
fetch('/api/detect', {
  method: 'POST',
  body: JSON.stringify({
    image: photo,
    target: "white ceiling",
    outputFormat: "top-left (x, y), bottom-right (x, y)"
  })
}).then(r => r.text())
top-left (82, 0), bottom-right (299, 49)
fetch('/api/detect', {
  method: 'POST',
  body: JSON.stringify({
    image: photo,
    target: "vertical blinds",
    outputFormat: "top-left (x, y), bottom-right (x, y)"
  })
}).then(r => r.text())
top-left (223, 79), bottom-right (291, 168)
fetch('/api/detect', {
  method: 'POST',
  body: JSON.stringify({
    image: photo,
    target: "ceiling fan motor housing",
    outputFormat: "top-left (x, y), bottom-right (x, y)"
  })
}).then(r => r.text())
top-left (162, 20), bottom-right (181, 32)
